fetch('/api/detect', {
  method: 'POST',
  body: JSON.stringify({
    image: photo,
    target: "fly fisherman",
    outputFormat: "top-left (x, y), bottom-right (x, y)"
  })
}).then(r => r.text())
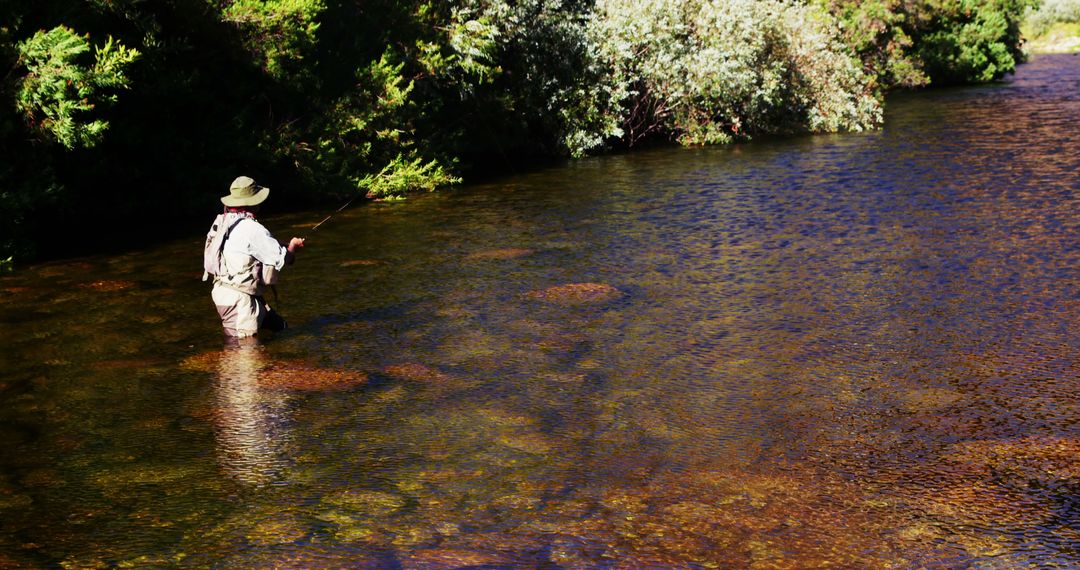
top-left (204, 176), bottom-right (304, 339)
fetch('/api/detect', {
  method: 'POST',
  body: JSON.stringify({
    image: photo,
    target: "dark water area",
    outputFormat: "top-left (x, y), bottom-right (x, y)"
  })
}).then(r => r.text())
top-left (1, 54), bottom-right (1077, 568)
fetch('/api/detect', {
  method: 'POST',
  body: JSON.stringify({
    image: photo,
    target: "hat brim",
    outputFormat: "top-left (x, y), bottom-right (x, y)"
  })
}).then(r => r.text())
top-left (221, 186), bottom-right (270, 207)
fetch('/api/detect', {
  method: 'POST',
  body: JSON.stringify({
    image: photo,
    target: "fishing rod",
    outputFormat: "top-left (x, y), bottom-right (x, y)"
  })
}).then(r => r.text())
top-left (308, 195), bottom-right (359, 233)
top-left (268, 194), bottom-right (358, 305)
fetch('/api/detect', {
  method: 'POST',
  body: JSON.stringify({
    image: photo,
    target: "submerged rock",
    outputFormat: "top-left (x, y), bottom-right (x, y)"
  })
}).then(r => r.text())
top-left (400, 548), bottom-right (515, 570)
top-left (0, 493), bottom-right (32, 510)
top-left (36, 261), bottom-right (94, 278)
top-left (323, 489), bottom-right (408, 517)
top-left (216, 545), bottom-right (387, 569)
top-left (524, 283), bottom-right (623, 305)
top-left (540, 371), bottom-right (589, 384)
top-left (259, 363), bottom-right (369, 392)
top-left (90, 463), bottom-right (202, 488)
top-left (465, 248), bottom-right (535, 261)
top-left (946, 435), bottom-right (1080, 483)
top-left (339, 259), bottom-right (382, 267)
top-left (477, 408), bottom-right (538, 428)
top-left (183, 350), bottom-right (368, 391)
top-left (496, 432), bottom-right (555, 455)
top-left (556, 464), bottom-right (934, 568)
top-left (383, 363), bottom-right (454, 385)
top-left (90, 357), bottom-right (167, 371)
top-left (180, 350), bottom-right (222, 373)
top-left (897, 387), bottom-right (966, 413)
top-left (77, 280), bottom-right (137, 292)
top-left (902, 475), bottom-right (1050, 528)
top-left (244, 514), bottom-right (311, 546)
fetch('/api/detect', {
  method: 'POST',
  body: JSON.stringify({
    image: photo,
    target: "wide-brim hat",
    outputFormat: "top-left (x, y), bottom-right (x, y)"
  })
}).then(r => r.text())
top-left (221, 176), bottom-right (270, 207)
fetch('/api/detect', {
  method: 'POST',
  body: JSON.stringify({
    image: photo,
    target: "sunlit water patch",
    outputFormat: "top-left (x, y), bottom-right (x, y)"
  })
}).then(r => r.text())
top-left (1, 54), bottom-right (1077, 568)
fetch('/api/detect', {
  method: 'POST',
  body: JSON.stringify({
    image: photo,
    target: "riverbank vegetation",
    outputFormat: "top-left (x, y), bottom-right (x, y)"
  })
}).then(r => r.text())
top-left (1, 0), bottom-right (1037, 262)
top-left (1023, 0), bottom-right (1080, 52)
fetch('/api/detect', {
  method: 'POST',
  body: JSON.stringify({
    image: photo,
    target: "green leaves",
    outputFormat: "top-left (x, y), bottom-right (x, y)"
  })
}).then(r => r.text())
top-left (585, 0), bottom-right (882, 148)
top-left (914, 0), bottom-right (1035, 83)
top-left (1024, 0), bottom-right (1080, 37)
top-left (819, 0), bottom-right (1034, 87)
top-left (220, 0), bottom-right (325, 86)
top-left (15, 26), bottom-right (139, 149)
top-left (356, 153), bottom-right (461, 200)
top-left (444, 16), bottom-right (502, 84)
top-left (818, 0), bottom-right (928, 89)
top-left (305, 51), bottom-right (419, 192)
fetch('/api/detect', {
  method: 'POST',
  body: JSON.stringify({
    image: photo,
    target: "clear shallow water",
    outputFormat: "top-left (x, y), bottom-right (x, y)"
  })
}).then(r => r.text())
top-left (1, 54), bottom-right (1077, 568)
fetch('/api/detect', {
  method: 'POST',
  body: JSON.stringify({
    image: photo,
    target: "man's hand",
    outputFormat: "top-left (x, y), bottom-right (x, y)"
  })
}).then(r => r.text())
top-left (288, 237), bottom-right (305, 253)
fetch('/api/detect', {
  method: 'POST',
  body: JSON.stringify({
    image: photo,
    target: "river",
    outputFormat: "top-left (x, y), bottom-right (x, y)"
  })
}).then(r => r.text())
top-left (1, 54), bottom-right (1077, 568)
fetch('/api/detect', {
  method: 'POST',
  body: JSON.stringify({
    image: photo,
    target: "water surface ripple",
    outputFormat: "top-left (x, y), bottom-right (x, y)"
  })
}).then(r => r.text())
top-left (0, 54), bottom-right (1077, 568)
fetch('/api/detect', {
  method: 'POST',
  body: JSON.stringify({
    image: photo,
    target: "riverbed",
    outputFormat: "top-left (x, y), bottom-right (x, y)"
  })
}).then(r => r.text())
top-left (1, 54), bottom-right (1077, 568)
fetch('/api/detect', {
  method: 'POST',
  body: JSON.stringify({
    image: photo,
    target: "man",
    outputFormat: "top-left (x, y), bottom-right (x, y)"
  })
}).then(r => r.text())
top-left (206, 175), bottom-right (304, 338)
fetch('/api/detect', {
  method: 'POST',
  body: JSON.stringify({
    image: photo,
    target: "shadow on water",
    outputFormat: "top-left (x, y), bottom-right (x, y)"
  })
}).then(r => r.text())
top-left (0, 54), bottom-right (1077, 567)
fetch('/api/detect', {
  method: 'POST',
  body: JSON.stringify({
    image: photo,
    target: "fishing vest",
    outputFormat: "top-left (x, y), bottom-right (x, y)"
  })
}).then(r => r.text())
top-left (203, 214), bottom-right (278, 296)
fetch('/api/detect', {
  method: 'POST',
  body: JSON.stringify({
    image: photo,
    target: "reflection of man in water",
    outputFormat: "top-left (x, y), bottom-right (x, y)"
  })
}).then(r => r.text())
top-left (213, 341), bottom-right (291, 485)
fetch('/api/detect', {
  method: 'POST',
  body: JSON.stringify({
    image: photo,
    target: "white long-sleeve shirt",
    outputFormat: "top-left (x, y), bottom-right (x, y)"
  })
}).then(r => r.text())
top-left (222, 214), bottom-right (288, 270)
top-left (215, 213), bottom-right (287, 295)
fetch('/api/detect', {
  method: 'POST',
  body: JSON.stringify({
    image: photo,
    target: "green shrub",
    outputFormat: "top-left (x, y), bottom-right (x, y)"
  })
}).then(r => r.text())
top-left (819, 0), bottom-right (1035, 87)
top-left (15, 26), bottom-right (139, 149)
top-left (357, 152), bottom-right (461, 199)
top-left (445, 0), bottom-right (613, 158)
top-left (910, 0), bottom-right (1035, 84)
top-left (583, 0), bottom-right (882, 148)
top-left (1025, 0), bottom-right (1080, 36)
top-left (220, 0), bottom-right (325, 87)
top-left (286, 46), bottom-right (461, 200)
top-left (815, 0), bottom-right (929, 89)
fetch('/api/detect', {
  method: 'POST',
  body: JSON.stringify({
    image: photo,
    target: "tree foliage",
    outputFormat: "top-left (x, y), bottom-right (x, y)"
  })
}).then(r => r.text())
top-left (15, 26), bottom-right (140, 149)
top-left (0, 0), bottom-right (1035, 261)
top-left (815, 0), bottom-right (928, 89)
top-left (220, 0), bottom-right (326, 87)
top-left (583, 0), bottom-right (882, 150)
top-left (1024, 0), bottom-right (1080, 36)
top-left (912, 0), bottom-right (1035, 84)
top-left (817, 0), bottom-right (1035, 88)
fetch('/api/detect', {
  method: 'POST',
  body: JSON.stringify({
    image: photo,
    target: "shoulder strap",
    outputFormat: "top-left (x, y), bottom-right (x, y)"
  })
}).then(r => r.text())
top-left (220, 216), bottom-right (245, 247)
